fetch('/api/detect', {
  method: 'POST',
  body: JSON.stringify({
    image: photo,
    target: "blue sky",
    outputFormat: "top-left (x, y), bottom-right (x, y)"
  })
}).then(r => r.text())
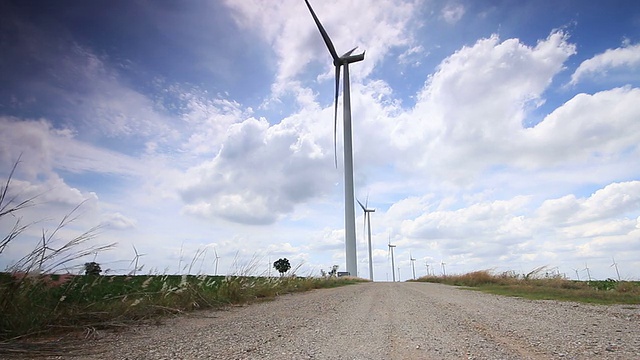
top-left (1, 0), bottom-right (639, 281)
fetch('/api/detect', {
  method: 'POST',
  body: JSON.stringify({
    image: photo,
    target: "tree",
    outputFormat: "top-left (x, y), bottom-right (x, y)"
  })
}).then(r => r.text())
top-left (273, 258), bottom-right (291, 276)
top-left (84, 262), bottom-right (102, 276)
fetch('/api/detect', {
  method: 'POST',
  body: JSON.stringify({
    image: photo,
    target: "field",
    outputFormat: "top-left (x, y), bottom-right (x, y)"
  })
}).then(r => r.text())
top-left (0, 272), bottom-right (365, 343)
top-left (413, 270), bottom-right (640, 305)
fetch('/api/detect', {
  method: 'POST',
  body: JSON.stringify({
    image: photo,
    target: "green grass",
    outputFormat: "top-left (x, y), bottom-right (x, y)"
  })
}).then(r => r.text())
top-left (0, 159), bottom-right (369, 348)
top-left (0, 273), bottom-right (366, 342)
top-left (413, 270), bottom-right (640, 305)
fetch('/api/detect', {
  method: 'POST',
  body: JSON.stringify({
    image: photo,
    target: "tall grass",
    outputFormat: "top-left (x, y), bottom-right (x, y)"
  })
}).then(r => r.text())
top-left (414, 269), bottom-right (640, 305)
top-left (0, 158), bottom-right (367, 355)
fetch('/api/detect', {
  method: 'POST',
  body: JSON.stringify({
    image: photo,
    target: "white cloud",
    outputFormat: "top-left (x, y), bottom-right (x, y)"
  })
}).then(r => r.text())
top-left (101, 212), bottom-right (137, 230)
top-left (225, 0), bottom-right (421, 99)
top-left (570, 42), bottom-right (640, 85)
top-left (0, 116), bottom-right (145, 179)
top-left (521, 86), bottom-right (640, 167)
top-left (441, 4), bottom-right (465, 24)
top-left (391, 31), bottom-right (576, 181)
top-left (178, 114), bottom-right (337, 225)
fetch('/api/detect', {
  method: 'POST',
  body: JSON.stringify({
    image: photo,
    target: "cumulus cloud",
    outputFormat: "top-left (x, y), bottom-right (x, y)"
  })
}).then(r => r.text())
top-left (391, 31), bottom-right (576, 181)
top-left (225, 0), bottom-right (420, 99)
top-left (178, 114), bottom-right (336, 225)
top-left (570, 42), bottom-right (640, 85)
top-left (521, 86), bottom-right (640, 167)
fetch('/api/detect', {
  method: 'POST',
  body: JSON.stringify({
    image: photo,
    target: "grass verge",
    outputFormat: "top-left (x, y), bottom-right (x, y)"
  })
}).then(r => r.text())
top-left (413, 270), bottom-right (640, 305)
top-left (0, 273), bottom-right (366, 357)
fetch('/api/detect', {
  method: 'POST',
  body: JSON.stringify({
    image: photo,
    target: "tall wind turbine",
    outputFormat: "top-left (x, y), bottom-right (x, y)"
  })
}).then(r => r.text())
top-left (441, 261), bottom-right (447, 276)
top-left (410, 252), bottom-right (416, 280)
top-left (388, 238), bottom-right (396, 282)
top-left (357, 197), bottom-right (375, 281)
top-left (611, 257), bottom-right (621, 281)
top-left (305, 0), bottom-right (365, 277)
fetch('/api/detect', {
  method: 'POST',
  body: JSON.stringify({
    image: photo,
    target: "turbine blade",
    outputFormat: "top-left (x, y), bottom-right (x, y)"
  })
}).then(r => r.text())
top-left (342, 47), bottom-right (358, 57)
top-left (333, 65), bottom-right (340, 168)
top-left (356, 198), bottom-right (366, 211)
top-left (304, 0), bottom-right (339, 61)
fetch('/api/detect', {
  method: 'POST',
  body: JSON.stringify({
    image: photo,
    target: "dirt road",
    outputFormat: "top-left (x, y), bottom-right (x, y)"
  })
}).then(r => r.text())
top-left (83, 282), bottom-right (638, 359)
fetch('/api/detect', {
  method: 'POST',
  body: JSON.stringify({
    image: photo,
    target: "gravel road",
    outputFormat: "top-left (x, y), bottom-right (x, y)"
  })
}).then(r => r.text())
top-left (78, 282), bottom-right (638, 359)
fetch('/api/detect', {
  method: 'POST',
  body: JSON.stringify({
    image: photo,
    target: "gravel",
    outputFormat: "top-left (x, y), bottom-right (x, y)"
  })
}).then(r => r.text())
top-left (48, 282), bottom-right (640, 359)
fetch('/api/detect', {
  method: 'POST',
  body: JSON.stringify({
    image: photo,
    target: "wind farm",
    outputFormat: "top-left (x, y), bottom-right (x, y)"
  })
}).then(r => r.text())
top-left (1, 0), bottom-right (640, 352)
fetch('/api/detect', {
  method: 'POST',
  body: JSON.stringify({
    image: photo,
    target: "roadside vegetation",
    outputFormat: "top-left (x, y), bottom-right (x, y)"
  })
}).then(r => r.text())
top-left (414, 269), bottom-right (640, 305)
top-left (0, 158), bottom-right (366, 356)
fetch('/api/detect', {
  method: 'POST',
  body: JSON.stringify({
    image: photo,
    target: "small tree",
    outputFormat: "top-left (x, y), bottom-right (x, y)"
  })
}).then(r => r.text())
top-left (273, 258), bottom-right (291, 276)
top-left (84, 262), bottom-right (102, 276)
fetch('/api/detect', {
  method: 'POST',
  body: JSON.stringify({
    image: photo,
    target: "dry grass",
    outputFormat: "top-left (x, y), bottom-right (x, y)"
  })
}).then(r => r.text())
top-left (414, 269), bottom-right (640, 304)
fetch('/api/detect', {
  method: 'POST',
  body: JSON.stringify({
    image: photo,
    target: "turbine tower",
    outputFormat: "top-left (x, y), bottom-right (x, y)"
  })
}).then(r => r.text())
top-left (410, 252), bottom-right (416, 280)
top-left (357, 197), bottom-right (375, 281)
top-left (388, 238), bottom-right (396, 282)
top-left (305, 0), bottom-right (365, 277)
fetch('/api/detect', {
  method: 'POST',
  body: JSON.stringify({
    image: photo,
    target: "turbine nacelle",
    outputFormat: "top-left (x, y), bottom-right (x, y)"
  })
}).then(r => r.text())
top-left (335, 47), bottom-right (365, 66)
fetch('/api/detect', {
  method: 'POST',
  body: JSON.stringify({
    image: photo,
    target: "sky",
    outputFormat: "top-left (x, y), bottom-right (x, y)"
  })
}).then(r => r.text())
top-left (1, 0), bottom-right (639, 281)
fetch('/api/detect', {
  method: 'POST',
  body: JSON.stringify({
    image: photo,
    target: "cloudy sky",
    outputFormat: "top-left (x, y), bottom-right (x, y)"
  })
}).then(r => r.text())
top-left (1, 0), bottom-right (639, 281)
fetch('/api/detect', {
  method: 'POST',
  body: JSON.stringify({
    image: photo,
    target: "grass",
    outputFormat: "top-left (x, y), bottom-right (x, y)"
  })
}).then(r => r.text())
top-left (413, 269), bottom-right (640, 305)
top-left (0, 157), bottom-right (368, 356)
top-left (0, 272), bottom-right (366, 342)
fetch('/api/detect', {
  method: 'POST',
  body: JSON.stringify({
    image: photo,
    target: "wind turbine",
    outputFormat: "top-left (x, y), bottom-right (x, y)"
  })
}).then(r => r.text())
top-left (611, 257), bottom-right (621, 281)
top-left (573, 268), bottom-right (581, 281)
top-left (410, 252), bottom-right (416, 280)
top-left (584, 263), bottom-right (592, 281)
top-left (213, 248), bottom-right (220, 276)
top-left (357, 197), bottom-right (375, 281)
top-left (388, 237), bottom-right (396, 282)
top-left (130, 244), bottom-right (146, 276)
top-left (441, 261), bottom-right (447, 276)
top-left (305, 0), bottom-right (365, 277)
top-left (425, 261), bottom-right (430, 276)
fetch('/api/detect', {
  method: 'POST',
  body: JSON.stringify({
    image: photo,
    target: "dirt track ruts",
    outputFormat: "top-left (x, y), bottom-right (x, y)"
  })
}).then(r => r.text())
top-left (76, 282), bottom-right (639, 359)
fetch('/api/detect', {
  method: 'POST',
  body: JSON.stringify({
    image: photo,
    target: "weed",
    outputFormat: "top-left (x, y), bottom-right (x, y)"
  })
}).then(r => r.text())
top-left (414, 269), bottom-right (640, 305)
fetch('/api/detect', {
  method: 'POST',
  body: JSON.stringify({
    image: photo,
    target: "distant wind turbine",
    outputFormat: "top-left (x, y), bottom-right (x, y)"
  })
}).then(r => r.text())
top-left (410, 252), bottom-right (416, 280)
top-left (213, 247), bottom-right (220, 276)
top-left (425, 261), bottom-right (430, 276)
top-left (305, 0), bottom-right (365, 277)
top-left (388, 236), bottom-right (396, 282)
top-left (573, 268), bottom-right (581, 281)
top-left (357, 197), bottom-right (375, 281)
top-left (130, 244), bottom-right (146, 276)
top-left (441, 261), bottom-right (447, 277)
top-left (584, 263), bottom-right (592, 281)
top-left (611, 257), bottom-right (621, 281)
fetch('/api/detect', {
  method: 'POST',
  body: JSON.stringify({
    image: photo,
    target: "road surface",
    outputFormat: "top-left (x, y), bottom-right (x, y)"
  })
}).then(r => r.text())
top-left (81, 282), bottom-right (638, 359)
